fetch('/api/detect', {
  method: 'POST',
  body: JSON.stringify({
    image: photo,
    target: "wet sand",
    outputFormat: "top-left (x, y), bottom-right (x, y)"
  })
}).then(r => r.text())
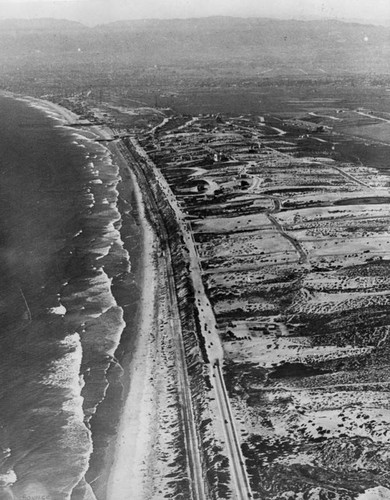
top-left (86, 137), bottom-right (160, 499)
top-left (105, 180), bottom-right (157, 500)
top-left (6, 94), bottom-right (161, 499)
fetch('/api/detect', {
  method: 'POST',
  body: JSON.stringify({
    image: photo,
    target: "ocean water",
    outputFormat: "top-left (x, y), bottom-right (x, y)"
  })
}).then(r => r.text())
top-left (0, 95), bottom-right (130, 500)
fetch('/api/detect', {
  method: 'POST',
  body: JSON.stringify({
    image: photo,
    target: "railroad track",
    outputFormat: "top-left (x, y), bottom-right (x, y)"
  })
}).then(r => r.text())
top-left (118, 140), bottom-right (207, 500)
top-left (122, 137), bottom-right (254, 500)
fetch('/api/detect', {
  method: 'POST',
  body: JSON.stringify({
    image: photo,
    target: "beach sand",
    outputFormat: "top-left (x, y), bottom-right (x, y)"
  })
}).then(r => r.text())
top-left (105, 183), bottom-right (157, 500)
top-left (4, 93), bottom-right (163, 499)
top-left (101, 140), bottom-right (185, 500)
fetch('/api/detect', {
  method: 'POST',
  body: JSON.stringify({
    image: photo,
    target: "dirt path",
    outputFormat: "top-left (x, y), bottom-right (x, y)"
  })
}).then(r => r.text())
top-left (266, 213), bottom-right (308, 264)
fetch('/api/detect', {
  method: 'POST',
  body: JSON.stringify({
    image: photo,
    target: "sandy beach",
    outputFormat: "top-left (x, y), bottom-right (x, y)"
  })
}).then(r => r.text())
top-left (101, 139), bottom-right (192, 500)
top-left (8, 94), bottom-right (163, 499)
top-left (0, 93), bottom-right (218, 500)
top-left (105, 178), bottom-right (157, 500)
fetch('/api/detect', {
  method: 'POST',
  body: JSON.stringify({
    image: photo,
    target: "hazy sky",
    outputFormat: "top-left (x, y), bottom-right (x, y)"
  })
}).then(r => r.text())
top-left (0, 0), bottom-right (390, 26)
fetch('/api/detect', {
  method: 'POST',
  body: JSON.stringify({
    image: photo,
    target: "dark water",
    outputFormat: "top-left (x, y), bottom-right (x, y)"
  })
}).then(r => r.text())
top-left (0, 96), bottom-right (130, 500)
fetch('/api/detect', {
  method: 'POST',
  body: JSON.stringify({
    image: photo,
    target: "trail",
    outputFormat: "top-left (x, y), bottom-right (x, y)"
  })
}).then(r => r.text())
top-left (332, 164), bottom-right (373, 190)
top-left (266, 213), bottom-right (308, 264)
top-left (261, 190), bottom-right (307, 264)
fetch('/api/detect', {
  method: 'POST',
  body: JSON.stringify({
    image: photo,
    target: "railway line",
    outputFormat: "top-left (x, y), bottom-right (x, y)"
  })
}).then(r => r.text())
top-left (117, 140), bottom-right (207, 500)
top-left (124, 137), bottom-right (253, 499)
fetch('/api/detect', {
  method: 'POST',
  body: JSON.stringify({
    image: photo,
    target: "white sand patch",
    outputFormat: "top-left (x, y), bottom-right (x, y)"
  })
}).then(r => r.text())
top-left (224, 335), bottom-right (370, 367)
top-left (301, 273), bottom-right (390, 293)
top-left (106, 155), bottom-right (159, 500)
top-left (198, 230), bottom-right (294, 259)
top-left (193, 213), bottom-right (272, 234)
top-left (259, 389), bottom-right (390, 443)
top-left (357, 487), bottom-right (390, 499)
top-left (276, 204), bottom-right (390, 227)
top-left (48, 304), bottom-right (67, 315)
top-left (107, 231), bottom-right (156, 500)
top-left (289, 287), bottom-right (390, 316)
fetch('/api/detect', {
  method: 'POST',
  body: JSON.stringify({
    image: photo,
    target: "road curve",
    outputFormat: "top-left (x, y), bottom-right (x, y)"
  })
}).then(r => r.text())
top-left (267, 213), bottom-right (308, 264)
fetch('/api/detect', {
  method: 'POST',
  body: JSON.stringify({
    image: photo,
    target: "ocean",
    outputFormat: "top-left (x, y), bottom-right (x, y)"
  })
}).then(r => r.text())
top-left (0, 95), bottom-right (132, 500)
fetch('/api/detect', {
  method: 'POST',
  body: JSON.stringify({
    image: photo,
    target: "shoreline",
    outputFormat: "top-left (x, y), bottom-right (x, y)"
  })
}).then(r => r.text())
top-left (0, 90), bottom-right (80, 123)
top-left (6, 93), bottom-right (160, 499)
top-left (91, 138), bottom-right (160, 499)
top-left (0, 93), bottom-right (114, 499)
top-left (105, 179), bottom-right (157, 499)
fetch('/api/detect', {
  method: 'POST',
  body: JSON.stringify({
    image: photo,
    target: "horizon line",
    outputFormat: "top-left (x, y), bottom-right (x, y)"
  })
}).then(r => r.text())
top-left (0, 14), bottom-right (389, 28)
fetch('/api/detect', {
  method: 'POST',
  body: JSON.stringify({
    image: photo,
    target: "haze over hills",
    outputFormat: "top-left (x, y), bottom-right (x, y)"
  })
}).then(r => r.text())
top-left (0, 18), bottom-right (85, 31)
top-left (1, 16), bottom-right (390, 77)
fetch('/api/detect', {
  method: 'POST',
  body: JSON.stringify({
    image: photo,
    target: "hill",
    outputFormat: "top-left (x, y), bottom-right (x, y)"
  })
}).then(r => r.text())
top-left (0, 17), bottom-right (390, 78)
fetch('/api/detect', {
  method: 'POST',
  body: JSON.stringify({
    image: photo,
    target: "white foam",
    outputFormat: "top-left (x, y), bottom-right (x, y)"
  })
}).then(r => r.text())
top-left (42, 332), bottom-right (83, 389)
top-left (0, 469), bottom-right (17, 486)
top-left (84, 193), bottom-right (95, 206)
top-left (72, 132), bottom-right (90, 141)
top-left (48, 304), bottom-right (67, 315)
top-left (82, 268), bottom-right (117, 315)
top-left (62, 393), bottom-right (85, 421)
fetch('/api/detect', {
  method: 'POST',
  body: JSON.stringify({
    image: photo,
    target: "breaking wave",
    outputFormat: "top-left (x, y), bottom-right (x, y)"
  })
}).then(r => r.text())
top-left (0, 94), bottom-right (129, 499)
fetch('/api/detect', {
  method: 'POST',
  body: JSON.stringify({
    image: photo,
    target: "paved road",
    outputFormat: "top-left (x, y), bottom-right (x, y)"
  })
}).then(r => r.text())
top-left (213, 361), bottom-right (253, 500)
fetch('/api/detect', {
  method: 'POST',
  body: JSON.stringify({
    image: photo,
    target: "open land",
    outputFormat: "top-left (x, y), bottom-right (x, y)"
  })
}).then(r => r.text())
top-left (5, 16), bottom-right (390, 500)
top-left (35, 87), bottom-right (390, 500)
top-left (130, 104), bottom-right (390, 499)
top-left (8, 84), bottom-right (390, 500)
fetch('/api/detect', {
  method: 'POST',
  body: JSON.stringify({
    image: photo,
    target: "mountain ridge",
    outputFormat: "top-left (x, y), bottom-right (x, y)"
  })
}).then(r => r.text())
top-left (0, 18), bottom-right (86, 31)
top-left (1, 16), bottom-right (390, 76)
top-left (0, 15), bottom-right (388, 32)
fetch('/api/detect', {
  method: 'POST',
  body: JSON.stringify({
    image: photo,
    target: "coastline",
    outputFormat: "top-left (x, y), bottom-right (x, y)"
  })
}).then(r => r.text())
top-left (105, 175), bottom-right (157, 500)
top-left (45, 99), bottom-right (161, 499)
top-left (1, 93), bottom-right (160, 498)
top-left (43, 99), bottom-right (160, 498)
top-left (83, 135), bottom-right (160, 499)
